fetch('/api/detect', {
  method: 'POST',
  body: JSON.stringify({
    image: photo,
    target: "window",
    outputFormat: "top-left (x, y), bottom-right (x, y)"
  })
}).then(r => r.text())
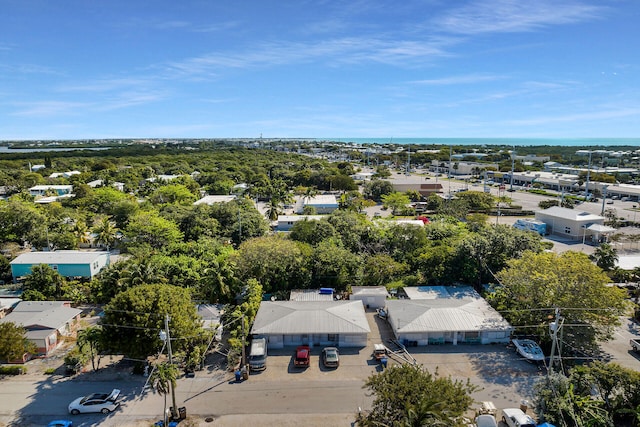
top-left (52, 265), bottom-right (58, 271)
top-left (564, 227), bottom-right (571, 234)
top-left (328, 334), bottom-right (337, 342)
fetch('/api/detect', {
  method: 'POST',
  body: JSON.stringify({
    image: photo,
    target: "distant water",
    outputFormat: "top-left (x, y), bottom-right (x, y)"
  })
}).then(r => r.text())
top-left (326, 138), bottom-right (640, 147)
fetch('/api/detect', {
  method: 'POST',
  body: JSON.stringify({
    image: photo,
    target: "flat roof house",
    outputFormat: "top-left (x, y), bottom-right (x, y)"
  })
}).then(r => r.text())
top-left (0, 301), bottom-right (82, 358)
top-left (251, 301), bottom-right (370, 349)
top-left (297, 195), bottom-right (339, 214)
top-left (275, 215), bottom-right (324, 232)
top-left (10, 251), bottom-right (110, 281)
top-left (387, 286), bottom-right (512, 346)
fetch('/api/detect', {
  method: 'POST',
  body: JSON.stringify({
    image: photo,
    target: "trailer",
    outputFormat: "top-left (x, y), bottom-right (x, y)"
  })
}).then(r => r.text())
top-left (513, 219), bottom-right (547, 236)
top-left (631, 338), bottom-right (640, 353)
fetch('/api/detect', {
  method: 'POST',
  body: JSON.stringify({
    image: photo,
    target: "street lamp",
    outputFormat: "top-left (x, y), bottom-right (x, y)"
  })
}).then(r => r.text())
top-left (601, 185), bottom-right (608, 215)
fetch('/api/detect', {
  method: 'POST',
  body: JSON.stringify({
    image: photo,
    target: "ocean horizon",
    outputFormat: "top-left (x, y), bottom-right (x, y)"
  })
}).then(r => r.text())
top-left (326, 137), bottom-right (640, 147)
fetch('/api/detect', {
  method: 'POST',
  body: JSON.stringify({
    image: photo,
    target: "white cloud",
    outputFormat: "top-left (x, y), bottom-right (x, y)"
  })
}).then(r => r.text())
top-left (436, 0), bottom-right (603, 35)
top-left (411, 74), bottom-right (504, 85)
top-left (11, 101), bottom-right (91, 117)
top-left (164, 36), bottom-right (454, 78)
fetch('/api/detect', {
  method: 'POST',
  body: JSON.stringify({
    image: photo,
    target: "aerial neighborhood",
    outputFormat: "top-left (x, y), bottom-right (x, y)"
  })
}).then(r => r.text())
top-left (0, 139), bottom-right (640, 426)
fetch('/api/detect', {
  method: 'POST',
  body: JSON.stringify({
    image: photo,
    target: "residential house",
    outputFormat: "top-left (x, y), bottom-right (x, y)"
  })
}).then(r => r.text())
top-left (10, 251), bottom-right (110, 281)
top-left (0, 301), bottom-right (82, 358)
top-left (386, 286), bottom-right (512, 346)
top-left (251, 301), bottom-right (370, 349)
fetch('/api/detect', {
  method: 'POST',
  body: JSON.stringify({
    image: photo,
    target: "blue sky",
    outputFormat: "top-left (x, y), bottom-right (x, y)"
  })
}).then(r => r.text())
top-left (1, 0), bottom-right (639, 139)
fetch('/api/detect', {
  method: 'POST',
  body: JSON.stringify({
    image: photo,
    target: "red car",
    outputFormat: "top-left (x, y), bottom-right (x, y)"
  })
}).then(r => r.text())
top-left (294, 345), bottom-right (310, 367)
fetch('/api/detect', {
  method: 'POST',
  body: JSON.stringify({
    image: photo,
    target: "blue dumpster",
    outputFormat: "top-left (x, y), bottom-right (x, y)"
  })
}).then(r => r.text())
top-left (381, 357), bottom-right (388, 368)
top-left (235, 370), bottom-right (242, 382)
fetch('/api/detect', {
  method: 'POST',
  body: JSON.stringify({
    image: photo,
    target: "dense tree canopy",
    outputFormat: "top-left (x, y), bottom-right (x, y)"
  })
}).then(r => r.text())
top-left (101, 283), bottom-right (207, 359)
top-left (359, 364), bottom-right (477, 427)
top-left (489, 251), bottom-right (627, 351)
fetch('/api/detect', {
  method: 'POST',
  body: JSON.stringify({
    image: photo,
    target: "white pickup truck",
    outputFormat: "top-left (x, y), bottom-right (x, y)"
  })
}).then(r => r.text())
top-left (631, 338), bottom-right (640, 353)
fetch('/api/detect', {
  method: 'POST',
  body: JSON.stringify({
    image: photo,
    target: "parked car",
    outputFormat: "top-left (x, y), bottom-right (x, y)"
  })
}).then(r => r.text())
top-left (501, 408), bottom-right (536, 427)
top-left (47, 421), bottom-right (73, 427)
top-left (322, 347), bottom-right (340, 368)
top-left (68, 389), bottom-right (120, 415)
top-left (294, 345), bottom-right (311, 367)
top-left (475, 414), bottom-right (498, 427)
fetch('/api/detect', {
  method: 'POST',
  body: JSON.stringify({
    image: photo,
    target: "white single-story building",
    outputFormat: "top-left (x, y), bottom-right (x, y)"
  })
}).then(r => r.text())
top-left (350, 286), bottom-right (388, 309)
top-left (193, 195), bottom-right (237, 205)
top-left (534, 206), bottom-right (615, 242)
top-left (251, 301), bottom-right (370, 349)
top-left (387, 286), bottom-right (512, 346)
top-left (297, 195), bottom-right (339, 214)
top-left (275, 215), bottom-right (324, 231)
top-left (29, 185), bottom-right (73, 197)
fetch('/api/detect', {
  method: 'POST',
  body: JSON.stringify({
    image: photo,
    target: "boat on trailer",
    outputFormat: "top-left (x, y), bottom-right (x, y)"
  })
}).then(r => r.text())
top-left (512, 339), bottom-right (545, 363)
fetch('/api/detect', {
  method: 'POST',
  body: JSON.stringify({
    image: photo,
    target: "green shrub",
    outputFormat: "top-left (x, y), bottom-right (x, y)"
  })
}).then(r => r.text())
top-left (44, 368), bottom-right (57, 375)
top-left (0, 365), bottom-right (26, 375)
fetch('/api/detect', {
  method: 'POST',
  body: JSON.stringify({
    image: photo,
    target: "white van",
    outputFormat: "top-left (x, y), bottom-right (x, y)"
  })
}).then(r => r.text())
top-left (248, 337), bottom-right (267, 371)
top-left (501, 408), bottom-right (536, 427)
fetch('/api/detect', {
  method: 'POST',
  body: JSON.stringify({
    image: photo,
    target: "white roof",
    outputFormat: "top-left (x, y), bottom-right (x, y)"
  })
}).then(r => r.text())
top-left (194, 195), bottom-right (237, 205)
top-left (536, 206), bottom-right (603, 222)
top-left (304, 194), bottom-right (338, 206)
top-left (290, 289), bottom-right (334, 301)
top-left (251, 301), bottom-right (370, 335)
top-left (11, 250), bottom-right (109, 265)
top-left (278, 215), bottom-right (324, 223)
top-left (389, 286), bottom-right (511, 333)
top-left (586, 224), bottom-right (616, 233)
top-left (351, 286), bottom-right (388, 297)
top-left (29, 185), bottom-right (73, 191)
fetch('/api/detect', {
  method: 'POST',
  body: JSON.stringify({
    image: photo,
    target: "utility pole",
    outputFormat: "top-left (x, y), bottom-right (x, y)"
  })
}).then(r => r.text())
top-left (509, 146), bottom-right (515, 192)
top-left (548, 308), bottom-right (564, 375)
top-left (241, 313), bottom-right (246, 368)
top-left (584, 151), bottom-right (592, 199)
top-left (164, 314), bottom-right (179, 420)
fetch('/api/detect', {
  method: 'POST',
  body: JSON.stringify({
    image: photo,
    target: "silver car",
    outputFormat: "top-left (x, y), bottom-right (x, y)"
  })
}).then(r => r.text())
top-left (68, 389), bottom-right (120, 415)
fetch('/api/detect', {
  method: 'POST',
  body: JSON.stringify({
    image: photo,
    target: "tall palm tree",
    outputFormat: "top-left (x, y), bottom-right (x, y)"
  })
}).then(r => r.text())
top-left (72, 220), bottom-right (90, 249)
top-left (149, 361), bottom-right (179, 425)
top-left (93, 216), bottom-right (118, 251)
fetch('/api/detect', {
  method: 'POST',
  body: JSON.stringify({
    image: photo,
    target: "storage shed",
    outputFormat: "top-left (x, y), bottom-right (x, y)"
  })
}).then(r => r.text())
top-left (350, 286), bottom-right (388, 309)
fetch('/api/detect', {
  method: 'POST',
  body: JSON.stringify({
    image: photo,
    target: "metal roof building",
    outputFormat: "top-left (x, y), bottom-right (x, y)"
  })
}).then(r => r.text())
top-left (0, 301), bottom-right (82, 357)
top-left (251, 301), bottom-right (370, 349)
top-left (350, 286), bottom-right (388, 309)
top-left (387, 286), bottom-right (512, 346)
top-left (10, 251), bottom-right (110, 280)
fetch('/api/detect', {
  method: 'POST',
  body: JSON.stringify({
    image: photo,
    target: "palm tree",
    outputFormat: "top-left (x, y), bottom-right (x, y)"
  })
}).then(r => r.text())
top-left (77, 326), bottom-right (103, 371)
top-left (590, 243), bottom-right (618, 271)
top-left (72, 220), bottom-right (90, 249)
top-left (265, 198), bottom-right (283, 221)
top-left (149, 361), bottom-right (179, 425)
top-left (93, 216), bottom-right (118, 251)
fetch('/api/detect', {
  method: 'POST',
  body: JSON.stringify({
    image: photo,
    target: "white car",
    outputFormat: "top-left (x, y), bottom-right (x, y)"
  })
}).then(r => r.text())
top-left (68, 389), bottom-right (120, 415)
top-left (475, 414), bottom-right (498, 427)
top-left (501, 408), bottom-right (536, 427)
